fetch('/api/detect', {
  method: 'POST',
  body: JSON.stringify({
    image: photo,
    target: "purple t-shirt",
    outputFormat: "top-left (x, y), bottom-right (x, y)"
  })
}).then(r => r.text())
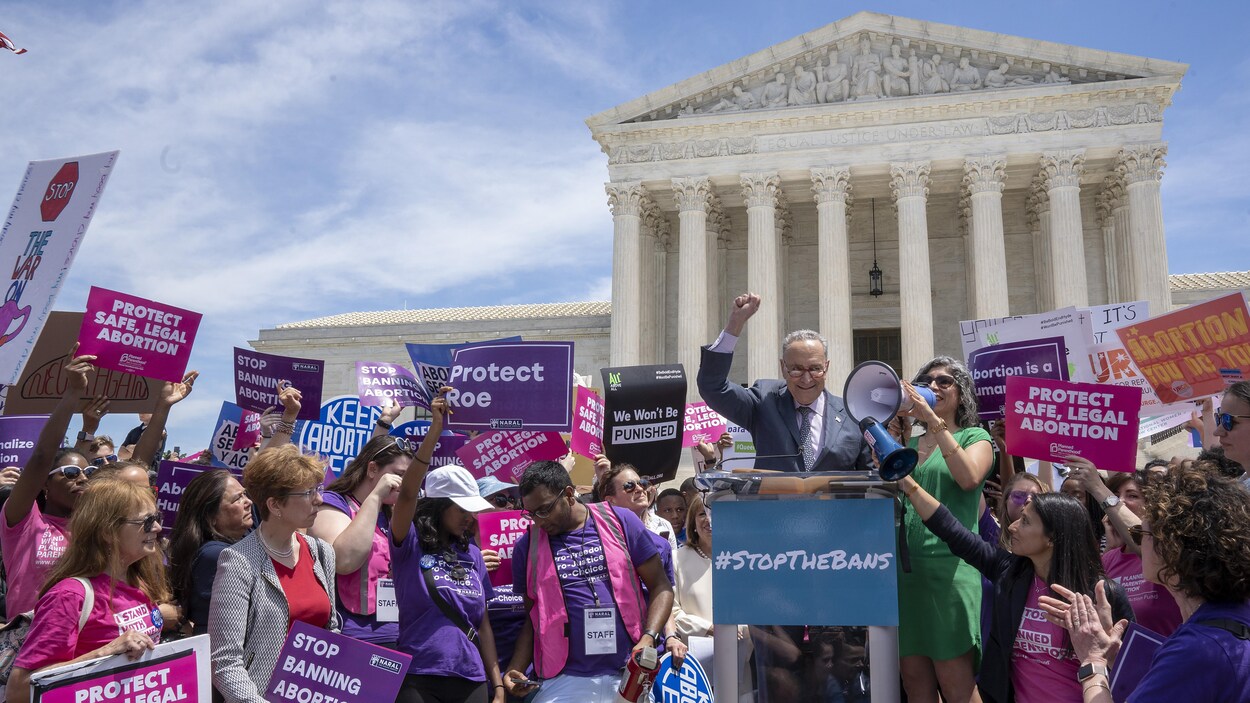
top-left (1130, 600), bottom-right (1250, 702)
top-left (1102, 547), bottom-right (1182, 637)
top-left (486, 583), bottom-right (526, 670)
top-left (512, 505), bottom-right (660, 678)
top-left (320, 491), bottom-right (399, 645)
top-left (391, 530), bottom-right (493, 679)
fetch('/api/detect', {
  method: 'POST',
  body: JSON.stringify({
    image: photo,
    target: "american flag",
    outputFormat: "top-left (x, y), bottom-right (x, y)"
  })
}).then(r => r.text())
top-left (0, 30), bottom-right (27, 55)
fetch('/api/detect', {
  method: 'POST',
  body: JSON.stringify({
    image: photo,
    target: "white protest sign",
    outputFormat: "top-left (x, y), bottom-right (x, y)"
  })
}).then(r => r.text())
top-left (978, 307), bottom-right (1096, 382)
top-left (959, 314), bottom-right (1025, 362)
top-left (1084, 300), bottom-right (1149, 344)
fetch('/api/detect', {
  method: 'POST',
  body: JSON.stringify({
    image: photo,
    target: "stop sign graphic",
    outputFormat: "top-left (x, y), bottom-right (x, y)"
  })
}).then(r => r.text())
top-left (40, 161), bottom-right (79, 222)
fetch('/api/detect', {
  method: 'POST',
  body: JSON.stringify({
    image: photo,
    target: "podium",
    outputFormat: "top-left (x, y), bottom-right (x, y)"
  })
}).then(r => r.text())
top-left (697, 469), bottom-right (903, 702)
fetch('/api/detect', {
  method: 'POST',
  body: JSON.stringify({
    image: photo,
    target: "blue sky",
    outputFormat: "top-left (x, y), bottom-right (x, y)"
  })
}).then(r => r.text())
top-left (0, 0), bottom-right (1245, 449)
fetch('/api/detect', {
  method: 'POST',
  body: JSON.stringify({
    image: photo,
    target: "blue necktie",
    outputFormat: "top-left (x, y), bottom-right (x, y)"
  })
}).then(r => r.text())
top-left (797, 406), bottom-right (815, 471)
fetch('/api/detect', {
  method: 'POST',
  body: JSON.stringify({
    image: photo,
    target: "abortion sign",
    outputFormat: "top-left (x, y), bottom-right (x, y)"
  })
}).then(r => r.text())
top-left (405, 337), bottom-right (521, 410)
top-left (601, 364), bottom-right (687, 484)
top-left (355, 362), bottom-right (423, 407)
top-left (569, 386), bottom-right (604, 459)
top-left (454, 430), bottom-right (567, 482)
top-left (389, 420), bottom-right (469, 468)
top-left (234, 347), bottom-right (324, 421)
top-left (1004, 377), bottom-right (1142, 472)
top-left (968, 337), bottom-right (1068, 420)
top-left (296, 396), bottom-right (382, 477)
top-left (232, 408), bottom-right (262, 452)
top-left (76, 287), bottom-right (201, 383)
top-left (475, 510), bottom-right (532, 587)
top-left (977, 308), bottom-right (1094, 382)
top-left (0, 415), bottom-right (47, 467)
top-left (267, 622), bottom-right (411, 703)
top-left (682, 402), bottom-right (727, 448)
top-left (155, 460), bottom-right (243, 535)
top-left (0, 151), bottom-right (119, 387)
top-left (210, 401), bottom-right (256, 470)
top-left (445, 341), bottom-right (574, 432)
top-left (31, 635), bottom-right (211, 703)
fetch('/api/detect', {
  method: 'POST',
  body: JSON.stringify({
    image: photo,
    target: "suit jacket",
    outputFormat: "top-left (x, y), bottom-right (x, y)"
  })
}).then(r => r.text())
top-left (208, 531), bottom-right (340, 703)
top-left (696, 346), bottom-right (871, 472)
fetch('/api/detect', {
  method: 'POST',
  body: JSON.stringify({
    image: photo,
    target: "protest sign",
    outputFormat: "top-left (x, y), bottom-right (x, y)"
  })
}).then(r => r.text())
top-left (234, 347), bottom-right (324, 421)
top-left (444, 341), bottom-right (574, 432)
top-left (0, 415), bottom-right (46, 466)
top-left (1085, 300), bottom-right (1149, 344)
top-left (719, 422), bottom-right (756, 468)
top-left (232, 408), bottom-right (262, 452)
top-left (1004, 377), bottom-right (1141, 472)
top-left (1109, 624), bottom-right (1167, 703)
top-left (454, 430), bottom-right (567, 482)
top-left (958, 313), bottom-right (1025, 362)
top-left (267, 621), bottom-right (411, 703)
top-left (968, 337), bottom-right (1068, 420)
top-left (601, 364), bottom-right (687, 484)
top-left (4, 312), bottom-right (162, 415)
top-left (475, 510), bottom-right (531, 587)
top-left (682, 402), bottom-right (727, 448)
top-left (714, 498), bottom-right (898, 626)
top-left (390, 420), bottom-right (469, 468)
top-left (405, 336), bottom-right (522, 410)
top-left (76, 287), bottom-right (201, 383)
top-left (1222, 368), bottom-right (1245, 387)
top-left (355, 362), bottom-right (423, 408)
top-left (651, 652), bottom-right (713, 703)
top-left (30, 634), bottom-right (210, 703)
top-left (155, 460), bottom-right (243, 535)
top-left (569, 386), bottom-right (604, 459)
top-left (296, 396), bottom-right (382, 477)
top-left (0, 151), bottom-right (119, 387)
top-left (210, 401), bottom-right (255, 470)
top-left (1088, 340), bottom-right (1166, 411)
top-left (977, 308), bottom-right (1095, 382)
top-left (1136, 410), bottom-right (1192, 440)
top-left (1116, 293), bottom-right (1250, 404)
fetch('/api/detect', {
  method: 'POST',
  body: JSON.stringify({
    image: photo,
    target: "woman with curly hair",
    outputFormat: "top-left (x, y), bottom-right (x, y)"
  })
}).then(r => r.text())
top-left (1050, 464), bottom-right (1250, 702)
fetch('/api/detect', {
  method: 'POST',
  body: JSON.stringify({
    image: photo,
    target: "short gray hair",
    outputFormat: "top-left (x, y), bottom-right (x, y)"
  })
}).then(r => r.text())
top-left (781, 329), bottom-right (828, 357)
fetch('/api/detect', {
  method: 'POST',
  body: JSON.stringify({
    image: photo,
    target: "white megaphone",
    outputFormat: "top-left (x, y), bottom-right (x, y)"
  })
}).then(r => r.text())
top-left (843, 361), bottom-right (932, 481)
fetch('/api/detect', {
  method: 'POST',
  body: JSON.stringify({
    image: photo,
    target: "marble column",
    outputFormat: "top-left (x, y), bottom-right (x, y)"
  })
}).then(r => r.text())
top-left (640, 200), bottom-right (669, 364)
top-left (606, 182), bottom-right (646, 366)
top-left (1097, 184), bottom-right (1119, 303)
top-left (706, 195), bottom-right (729, 340)
top-left (1028, 179), bottom-right (1054, 312)
top-left (958, 194), bottom-right (976, 315)
top-left (1109, 181), bottom-right (1134, 303)
top-left (673, 177), bottom-right (711, 400)
top-left (963, 155), bottom-right (1010, 318)
top-left (740, 172), bottom-right (782, 384)
top-left (890, 161), bottom-right (934, 376)
top-left (810, 167), bottom-right (854, 384)
top-left (776, 192), bottom-right (793, 334)
top-left (1040, 149), bottom-right (1089, 308)
top-left (1118, 142), bottom-right (1170, 312)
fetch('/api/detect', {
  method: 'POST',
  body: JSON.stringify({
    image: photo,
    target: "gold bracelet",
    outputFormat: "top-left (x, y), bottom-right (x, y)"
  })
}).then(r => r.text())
top-left (901, 481), bottom-right (919, 497)
top-left (933, 419), bottom-right (949, 434)
top-left (941, 445), bottom-right (960, 459)
top-left (1083, 681), bottom-right (1110, 693)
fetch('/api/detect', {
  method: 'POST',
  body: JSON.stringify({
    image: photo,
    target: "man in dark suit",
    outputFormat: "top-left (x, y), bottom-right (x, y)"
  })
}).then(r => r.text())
top-left (697, 292), bottom-right (871, 472)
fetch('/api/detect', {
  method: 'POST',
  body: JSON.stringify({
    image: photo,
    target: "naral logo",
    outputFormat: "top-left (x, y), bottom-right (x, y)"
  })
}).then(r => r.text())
top-left (41, 162), bottom-right (78, 222)
top-left (491, 419), bottom-right (523, 430)
top-left (292, 362), bottom-right (319, 373)
top-left (369, 654), bottom-right (403, 674)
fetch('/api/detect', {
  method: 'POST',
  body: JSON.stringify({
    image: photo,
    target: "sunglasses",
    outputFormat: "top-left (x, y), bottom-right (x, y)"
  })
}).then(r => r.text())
top-left (914, 374), bottom-right (957, 390)
top-left (121, 513), bottom-right (163, 533)
top-left (48, 464), bottom-right (96, 480)
top-left (91, 454), bottom-right (119, 467)
top-left (490, 494), bottom-right (518, 509)
top-left (621, 479), bottom-right (651, 494)
top-left (1128, 524), bottom-right (1153, 546)
top-left (1007, 490), bottom-right (1033, 507)
top-left (1216, 410), bottom-right (1250, 432)
top-left (522, 491), bottom-right (566, 520)
top-left (283, 486), bottom-right (325, 500)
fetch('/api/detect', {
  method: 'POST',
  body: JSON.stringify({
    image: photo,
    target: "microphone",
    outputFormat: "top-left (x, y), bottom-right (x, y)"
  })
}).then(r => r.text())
top-left (709, 453), bottom-right (804, 473)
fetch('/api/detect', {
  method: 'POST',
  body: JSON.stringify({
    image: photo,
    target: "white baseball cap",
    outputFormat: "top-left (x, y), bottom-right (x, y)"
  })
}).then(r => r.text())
top-left (424, 465), bottom-right (494, 513)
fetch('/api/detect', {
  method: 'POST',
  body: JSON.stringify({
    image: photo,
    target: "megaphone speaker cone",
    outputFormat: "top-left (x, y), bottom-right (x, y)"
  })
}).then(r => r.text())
top-left (860, 417), bottom-right (919, 481)
top-left (844, 361), bottom-right (904, 424)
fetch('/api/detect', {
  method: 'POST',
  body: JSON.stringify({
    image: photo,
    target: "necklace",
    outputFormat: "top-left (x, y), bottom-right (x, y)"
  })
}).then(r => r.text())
top-left (259, 530), bottom-right (294, 559)
top-left (691, 544), bottom-right (711, 560)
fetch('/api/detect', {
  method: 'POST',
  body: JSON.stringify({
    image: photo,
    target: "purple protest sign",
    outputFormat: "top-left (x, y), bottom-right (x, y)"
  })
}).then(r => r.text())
top-left (455, 430), bottom-right (568, 482)
top-left (356, 361), bottom-right (424, 407)
top-left (569, 386), bottom-right (604, 459)
top-left (267, 621), bottom-right (412, 703)
top-left (76, 286), bottom-right (202, 383)
top-left (391, 420), bottom-right (471, 468)
top-left (967, 336), bottom-right (1068, 420)
top-left (234, 347), bottom-right (324, 421)
top-left (233, 408), bottom-right (262, 451)
top-left (445, 341), bottom-right (574, 432)
top-left (156, 460), bottom-right (243, 535)
top-left (682, 402), bottom-right (727, 448)
top-left (1109, 623), bottom-right (1167, 702)
top-left (0, 415), bottom-right (48, 467)
top-left (1005, 376), bottom-right (1142, 471)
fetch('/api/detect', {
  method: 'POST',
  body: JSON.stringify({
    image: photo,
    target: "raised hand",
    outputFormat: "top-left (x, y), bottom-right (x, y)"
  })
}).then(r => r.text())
top-left (160, 371), bottom-right (198, 406)
top-left (378, 399), bottom-right (402, 426)
top-left (430, 386), bottom-right (452, 426)
top-left (63, 343), bottom-right (97, 392)
top-left (725, 293), bottom-right (761, 336)
top-left (277, 380), bottom-right (302, 418)
top-left (81, 394), bottom-right (110, 432)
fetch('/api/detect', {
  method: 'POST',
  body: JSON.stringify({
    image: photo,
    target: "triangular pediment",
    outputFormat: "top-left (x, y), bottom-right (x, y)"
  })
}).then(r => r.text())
top-left (587, 11), bottom-right (1187, 128)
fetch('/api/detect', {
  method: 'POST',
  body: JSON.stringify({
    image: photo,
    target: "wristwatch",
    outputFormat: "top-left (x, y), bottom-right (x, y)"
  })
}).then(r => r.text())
top-left (643, 630), bottom-right (661, 644)
top-left (1101, 494), bottom-right (1121, 509)
top-left (376, 419), bottom-right (393, 430)
top-left (1078, 661), bottom-right (1109, 682)
top-left (77, 431), bottom-right (94, 442)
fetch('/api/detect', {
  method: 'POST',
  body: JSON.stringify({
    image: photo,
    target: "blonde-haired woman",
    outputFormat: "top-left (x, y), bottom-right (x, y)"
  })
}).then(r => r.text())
top-left (209, 445), bottom-right (340, 703)
top-left (7, 479), bottom-right (169, 703)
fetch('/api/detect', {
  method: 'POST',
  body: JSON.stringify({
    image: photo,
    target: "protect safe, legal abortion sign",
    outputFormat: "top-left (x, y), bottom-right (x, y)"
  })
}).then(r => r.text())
top-left (713, 498), bottom-right (898, 626)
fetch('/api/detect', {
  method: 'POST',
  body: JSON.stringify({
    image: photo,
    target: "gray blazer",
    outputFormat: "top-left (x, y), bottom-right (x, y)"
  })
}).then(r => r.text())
top-left (696, 345), bottom-right (872, 472)
top-left (208, 531), bottom-right (340, 703)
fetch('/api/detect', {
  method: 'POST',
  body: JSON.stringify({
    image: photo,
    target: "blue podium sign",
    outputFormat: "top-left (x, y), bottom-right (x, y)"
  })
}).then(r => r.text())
top-left (712, 498), bottom-right (898, 626)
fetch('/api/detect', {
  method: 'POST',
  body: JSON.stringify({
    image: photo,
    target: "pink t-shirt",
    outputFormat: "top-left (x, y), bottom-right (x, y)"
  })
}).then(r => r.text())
top-left (0, 502), bottom-right (70, 619)
top-left (14, 574), bottom-right (161, 671)
top-left (1102, 547), bottom-right (1182, 637)
top-left (1011, 576), bottom-right (1083, 703)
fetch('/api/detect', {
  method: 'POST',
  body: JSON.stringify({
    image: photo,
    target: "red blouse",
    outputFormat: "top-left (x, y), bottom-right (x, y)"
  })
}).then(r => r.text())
top-left (273, 535), bottom-right (332, 631)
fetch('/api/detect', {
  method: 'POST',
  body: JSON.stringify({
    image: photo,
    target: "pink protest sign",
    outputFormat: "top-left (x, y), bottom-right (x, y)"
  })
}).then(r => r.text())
top-left (76, 286), bottom-right (202, 383)
top-left (569, 386), bottom-right (604, 459)
top-left (455, 430), bottom-right (567, 482)
top-left (33, 636), bottom-right (209, 703)
top-left (476, 510), bottom-right (532, 587)
top-left (682, 402), bottom-right (727, 447)
top-left (233, 408), bottom-right (262, 451)
top-left (1005, 376), bottom-right (1142, 472)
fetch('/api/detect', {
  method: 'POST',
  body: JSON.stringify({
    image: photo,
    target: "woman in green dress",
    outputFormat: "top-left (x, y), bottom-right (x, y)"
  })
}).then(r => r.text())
top-left (892, 355), bottom-right (994, 703)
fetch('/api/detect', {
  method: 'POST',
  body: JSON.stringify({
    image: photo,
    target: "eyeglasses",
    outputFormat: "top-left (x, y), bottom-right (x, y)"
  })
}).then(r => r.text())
top-left (48, 464), bottom-right (96, 480)
top-left (1007, 490), bottom-right (1033, 507)
top-left (283, 486), bottom-right (325, 500)
top-left (621, 479), bottom-right (651, 494)
top-left (1216, 410), bottom-right (1250, 432)
top-left (1128, 524), bottom-right (1153, 546)
top-left (490, 494), bottom-right (518, 509)
top-left (121, 513), bottom-right (163, 532)
top-left (521, 491), bottom-right (566, 520)
top-left (914, 374), bottom-right (957, 390)
top-left (783, 363), bottom-right (827, 379)
top-left (90, 455), bottom-right (119, 467)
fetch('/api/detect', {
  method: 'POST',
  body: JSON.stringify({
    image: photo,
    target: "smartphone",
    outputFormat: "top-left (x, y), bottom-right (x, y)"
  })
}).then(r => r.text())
top-left (509, 675), bottom-right (541, 689)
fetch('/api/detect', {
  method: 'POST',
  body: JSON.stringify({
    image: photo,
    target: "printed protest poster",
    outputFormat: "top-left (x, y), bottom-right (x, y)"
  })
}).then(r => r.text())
top-left (232, 408), bottom-right (262, 452)
top-left (651, 652), bottom-right (713, 703)
top-left (405, 336), bottom-right (522, 410)
top-left (977, 308), bottom-right (1095, 382)
top-left (601, 364), bottom-right (687, 484)
top-left (1117, 293), bottom-right (1250, 404)
top-left (296, 396), bottom-right (382, 477)
top-left (445, 341), bottom-right (574, 432)
top-left (267, 622), bottom-right (411, 703)
top-left (682, 402), bottom-right (727, 448)
top-left (76, 287), bottom-right (201, 383)
top-left (1004, 377), bottom-right (1142, 472)
top-left (390, 420), bottom-right (469, 468)
top-left (4, 312), bottom-right (162, 415)
top-left (1085, 300), bottom-right (1149, 344)
top-left (1109, 624), bottom-right (1167, 702)
top-left (155, 460), bottom-right (243, 535)
top-left (475, 510), bottom-right (531, 587)
top-left (958, 313), bottom-right (1025, 362)
top-left (1136, 410), bottom-right (1192, 440)
top-left (0, 151), bottom-right (119, 387)
top-left (968, 337), bottom-right (1068, 420)
top-left (718, 422), bottom-right (756, 468)
top-left (454, 430), bottom-right (568, 483)
top-left (210, 401), bottom-right (255, 470)
top-left (356, 362), bottom-right (423, 407)
top-left (569, 386), bottom-right (604, 459)
top-left (1088, 339), bottom-right (1166, 411)
top-left (0, 415), bottom-right (47, 466)
top-left (1222, 368), bottom-right (1245, 387)
top-left (31, 634), bottom-right (210, 703)
top-left (234, 347), bottom-right (324, 421)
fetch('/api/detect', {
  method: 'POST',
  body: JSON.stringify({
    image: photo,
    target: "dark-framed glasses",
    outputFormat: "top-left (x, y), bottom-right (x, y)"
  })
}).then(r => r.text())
top-left (1128, 524), bottom-right (1153, 546)
top-left (284, 486), bottom-right (325, 500)
top-left (783, 364), bottom-right (828, 379)
top-left (915, 374), bottom-right (957, 390)
top-left (1216, 410), bottom-right (1250, 432)
top-left (121, 513), bottom-right (163, 532)
top-left (48, 464), bottom-right (95, 480)
top-left (521, 491), bottom-right (566, 520)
